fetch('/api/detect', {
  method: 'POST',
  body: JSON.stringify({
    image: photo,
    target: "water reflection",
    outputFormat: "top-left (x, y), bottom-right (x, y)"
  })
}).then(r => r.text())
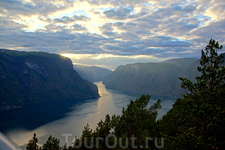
top-left (2, 82), bottom-right (175, 148)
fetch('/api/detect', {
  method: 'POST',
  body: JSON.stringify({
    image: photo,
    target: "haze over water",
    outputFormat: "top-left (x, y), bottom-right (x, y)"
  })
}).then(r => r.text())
top-left (0, 82), bottom-right (175, 148)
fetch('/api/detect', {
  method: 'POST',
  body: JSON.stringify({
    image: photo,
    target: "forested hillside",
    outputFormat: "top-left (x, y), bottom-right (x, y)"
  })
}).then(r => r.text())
top-left (0, 50), bottom-right (99, 111)
top-left (103, 58), bottom-right (198, 97)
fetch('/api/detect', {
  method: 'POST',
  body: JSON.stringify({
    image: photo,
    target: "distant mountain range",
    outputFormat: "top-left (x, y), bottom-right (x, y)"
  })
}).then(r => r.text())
top-left (0, 49), bottom-right (99, 111)
top-left (73, 65), bottom-right (113, 82)
top-left (103, 56), bottom-right (225, 97)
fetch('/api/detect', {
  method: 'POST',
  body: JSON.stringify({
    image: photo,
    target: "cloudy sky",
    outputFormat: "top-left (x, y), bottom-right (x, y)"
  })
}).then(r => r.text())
top-left (0, 0), bottom-right (225, 69)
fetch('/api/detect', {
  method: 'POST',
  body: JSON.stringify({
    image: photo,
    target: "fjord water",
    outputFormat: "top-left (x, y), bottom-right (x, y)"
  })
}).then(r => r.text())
top-left (0, 82), bottom-right (175, 148)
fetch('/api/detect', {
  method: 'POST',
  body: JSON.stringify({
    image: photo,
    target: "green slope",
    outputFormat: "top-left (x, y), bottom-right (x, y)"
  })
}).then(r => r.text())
top-left (103, 58), bottom-right (198, 97)
top-left (0, 49), bottom-right (99, 111)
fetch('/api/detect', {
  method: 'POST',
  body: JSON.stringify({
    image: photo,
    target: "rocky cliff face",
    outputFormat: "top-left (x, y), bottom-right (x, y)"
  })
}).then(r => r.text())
top-left (0, 49), bottom-right (99, 111)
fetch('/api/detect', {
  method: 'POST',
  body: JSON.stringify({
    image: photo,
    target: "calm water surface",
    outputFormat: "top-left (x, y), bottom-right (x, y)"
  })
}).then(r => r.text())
top-left (0, 82), bottom-right (176, 148)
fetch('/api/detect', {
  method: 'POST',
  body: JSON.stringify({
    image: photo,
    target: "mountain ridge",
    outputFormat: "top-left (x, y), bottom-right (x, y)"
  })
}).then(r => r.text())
top-left (0, 49), bottom-right (99, 111)
top-left (73, 65), bottom-right (113, 82)
top-left (103, 58), bottom-right (200, 97)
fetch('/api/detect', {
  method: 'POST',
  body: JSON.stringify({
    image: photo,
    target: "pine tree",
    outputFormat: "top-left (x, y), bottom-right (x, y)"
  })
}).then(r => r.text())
top-left (42, 135), bottom-right (60, 150)
top-left (26, 133), bottom-right (38, 150)
top-left (180, 39), bottom-right (224, 98)
top-left (160, 39), bottom-right (225, 149)
top-left (118, 95), bottom-right (161, 148)
top-left (94, 114), bottom-right (113, 149)
top-left (81, 123), bottom-right (94, 149)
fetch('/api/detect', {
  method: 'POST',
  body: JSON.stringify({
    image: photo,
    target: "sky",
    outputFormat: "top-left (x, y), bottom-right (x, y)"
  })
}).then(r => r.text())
top-left (0, 0), bottom-right (225, 70)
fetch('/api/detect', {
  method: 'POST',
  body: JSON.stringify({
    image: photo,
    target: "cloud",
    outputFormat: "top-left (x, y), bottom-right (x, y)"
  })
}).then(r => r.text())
top-left (0, 17), bottom-right (27, 31)
top-left (61, 53), bottom-right (169, 70)
top-left (0, 0), bottom-right (225, 69)
top-left (103, 7), bottom-right (133, 20)
top-left (205, 3), bottom-right (225, 19)
top-left (0, 0), bottom-right (36, 16)
top-left (53, 15), bottom-right (90, 24)
top-left (190, 19), bottom-right (225, 47)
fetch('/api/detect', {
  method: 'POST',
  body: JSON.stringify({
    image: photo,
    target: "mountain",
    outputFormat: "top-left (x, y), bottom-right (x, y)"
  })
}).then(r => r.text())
top-left (0, 49), bottom-right (99, 111)
top-left (170, 53), bottom-right (225, 96)
top-left (73, 65), bottom-right (113, 82)
top-left (103, 58), bottom-right (199, 97)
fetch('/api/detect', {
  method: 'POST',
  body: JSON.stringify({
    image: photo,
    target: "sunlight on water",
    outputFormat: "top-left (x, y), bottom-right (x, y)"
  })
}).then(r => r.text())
top-left (3, 82), bottom-right (175, 148)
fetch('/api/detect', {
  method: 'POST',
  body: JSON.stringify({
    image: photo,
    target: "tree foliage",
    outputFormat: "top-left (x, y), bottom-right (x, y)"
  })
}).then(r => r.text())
top-left (159, 39), bottom-right (225, 149)
top-left (42, 135), bottom-right (60, 150)
top-left (180, 39), bottom-right (224, 97)
top-left (73, 94), bottom-right (162, 149)
top-left (26, 133), bottom-right (38, 150)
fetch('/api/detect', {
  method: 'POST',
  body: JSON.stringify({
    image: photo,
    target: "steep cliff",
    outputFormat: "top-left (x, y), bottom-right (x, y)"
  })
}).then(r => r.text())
top-left (0, 49), bottom-right (99, 111)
